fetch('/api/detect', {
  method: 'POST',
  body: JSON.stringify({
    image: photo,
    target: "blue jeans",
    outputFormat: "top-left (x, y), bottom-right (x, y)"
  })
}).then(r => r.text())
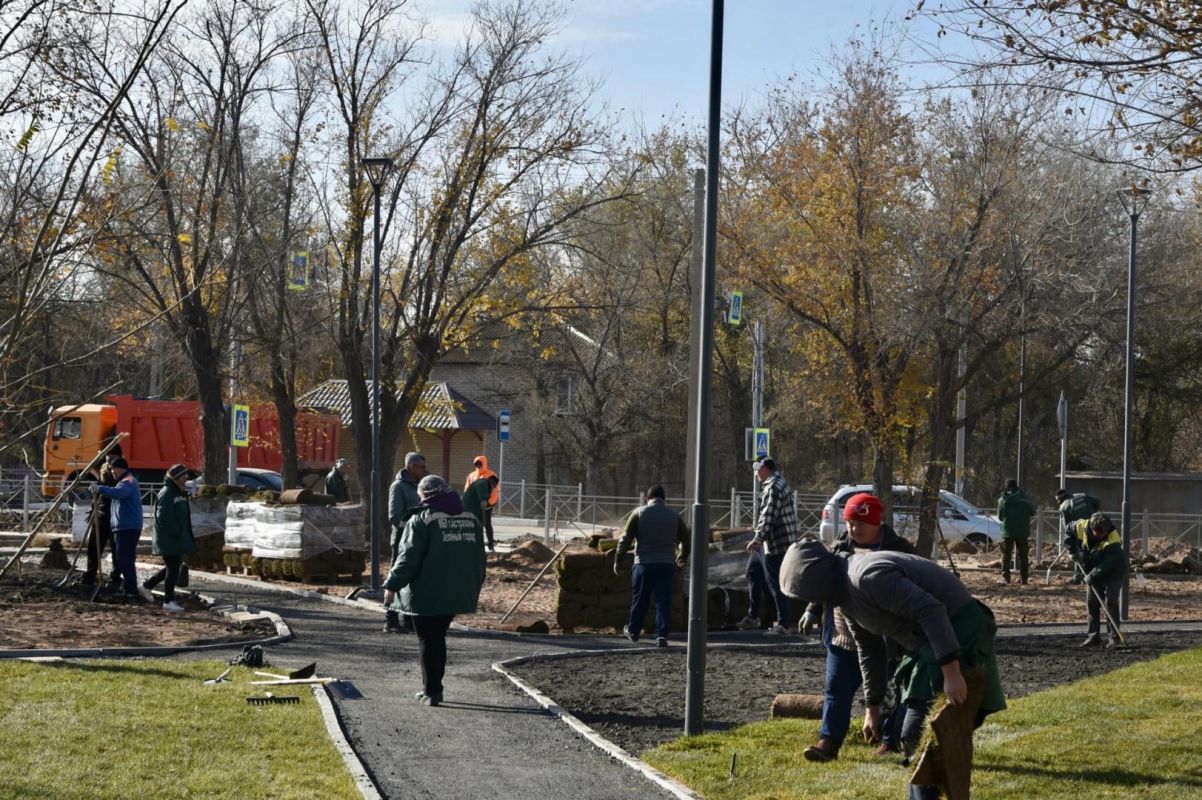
top-left (113, 528), bottom-right (141, 596)
top-left (745, 551), bottom-right (790, 626)
top-left (819, 640), bottom-right (861, 748)
top-left (628, 562), bottom-right (675, 639)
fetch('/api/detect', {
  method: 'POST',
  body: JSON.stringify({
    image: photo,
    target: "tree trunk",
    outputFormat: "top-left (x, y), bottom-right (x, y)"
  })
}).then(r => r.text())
top-left (916, 344), bottom-right (959, 559)
top-left (269, 359), bottom-right (299, 489)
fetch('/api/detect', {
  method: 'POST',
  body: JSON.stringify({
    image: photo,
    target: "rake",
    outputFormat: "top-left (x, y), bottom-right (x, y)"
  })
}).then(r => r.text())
top-left (246, 692), bottom-right (299, 706)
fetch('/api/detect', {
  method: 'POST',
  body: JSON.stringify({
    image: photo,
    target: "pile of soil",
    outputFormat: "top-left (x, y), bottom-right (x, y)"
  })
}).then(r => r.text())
top-left (0, 564), bottom-right (276, 651)
top-left (509, 629), bottom-right (1202, 756)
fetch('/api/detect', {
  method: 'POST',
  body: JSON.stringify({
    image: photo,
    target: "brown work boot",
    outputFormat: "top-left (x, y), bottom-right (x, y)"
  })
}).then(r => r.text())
top-left (803, 739), bottom-right (838, 763)
top-left (875, 741), bottom-right (900, 756)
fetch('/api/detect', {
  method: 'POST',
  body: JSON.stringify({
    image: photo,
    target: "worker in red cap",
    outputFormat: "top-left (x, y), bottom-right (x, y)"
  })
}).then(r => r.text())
top-left (797, 492), bottom-right (916, 763)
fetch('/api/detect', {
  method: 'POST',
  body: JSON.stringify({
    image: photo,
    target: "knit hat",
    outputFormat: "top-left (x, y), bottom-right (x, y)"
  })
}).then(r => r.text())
top-left (842, 492), bottom-right (883, 526)
top-left (166, 463), bottom-right (188, 480)
top-left (1088, 512), bottom-right (1115, 537)
top-left (109, 457), bottom-right (129, 471)
top-left (417, 474), bottom-right (451, 499)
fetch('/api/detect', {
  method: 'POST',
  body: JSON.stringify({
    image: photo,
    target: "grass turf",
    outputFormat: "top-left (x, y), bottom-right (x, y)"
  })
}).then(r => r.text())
top-left (0, 658), bottom-right (361, 800)
top-left (645, 646), bottom-right (1202, 799)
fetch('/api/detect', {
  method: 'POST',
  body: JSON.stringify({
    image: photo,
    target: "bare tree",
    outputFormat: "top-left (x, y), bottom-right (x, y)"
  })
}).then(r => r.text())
top-left (311, 0), bottom-right (624, 522)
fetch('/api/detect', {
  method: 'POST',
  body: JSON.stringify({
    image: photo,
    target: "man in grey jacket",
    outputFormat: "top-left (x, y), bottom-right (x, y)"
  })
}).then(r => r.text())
top-left (781, 539), bottom-right (1005, 799)
top-left (614, 485), bottom-right (690, 647)
top-left (384, 452), bottom-right (427, 633)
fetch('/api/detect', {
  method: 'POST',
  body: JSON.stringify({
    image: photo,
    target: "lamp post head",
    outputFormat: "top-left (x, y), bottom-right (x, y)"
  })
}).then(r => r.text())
top-left (361, 156), bottom-right (394, 191)
top-left (1116, 184), bottom-right (1152, 217)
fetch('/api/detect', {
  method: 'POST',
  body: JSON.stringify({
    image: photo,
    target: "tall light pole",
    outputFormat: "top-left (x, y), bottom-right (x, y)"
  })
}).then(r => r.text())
top-left (684, 0), bottom-right (723, 738)
top-left (362, 155), bottom-right (394, 593)
top-left (1116, 185), bottom-right (1151, 620)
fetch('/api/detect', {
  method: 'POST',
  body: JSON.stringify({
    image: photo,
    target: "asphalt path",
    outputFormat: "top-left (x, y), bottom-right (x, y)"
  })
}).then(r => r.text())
top-left (171, 574), bottom-right (677, 800)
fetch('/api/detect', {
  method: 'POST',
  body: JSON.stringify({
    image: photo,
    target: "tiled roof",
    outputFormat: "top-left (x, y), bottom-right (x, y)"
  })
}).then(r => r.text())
top-left (297, 379), bottom-right (494, 431)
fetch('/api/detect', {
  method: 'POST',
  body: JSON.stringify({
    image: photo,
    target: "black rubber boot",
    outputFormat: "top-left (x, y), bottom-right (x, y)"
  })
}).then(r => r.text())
top-left (383, 610), bottom-right (404, 633)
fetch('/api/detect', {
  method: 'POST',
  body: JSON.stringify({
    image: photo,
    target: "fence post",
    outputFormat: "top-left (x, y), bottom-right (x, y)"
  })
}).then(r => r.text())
top-left (543, 486), bottom-right (552, 541)
top-left (793, 491), bottom-right (799, 529)
top-left (519, 479), bottom-right (526, 519)
top-left (23, 474), bottom-right (32, 531)
top-left (1141, 508), bottom-right (1150, 555)
top-left (731, 487), bottom-right (739, 528)
top-left (576, 482), bottom-right (583, 520)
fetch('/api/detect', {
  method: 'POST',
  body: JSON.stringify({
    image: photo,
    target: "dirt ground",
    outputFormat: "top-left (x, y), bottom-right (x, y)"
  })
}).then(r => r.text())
top-left (509, 629), bottom-right (1202, 756)
top-left (0, 563), bottom-right (276, 650)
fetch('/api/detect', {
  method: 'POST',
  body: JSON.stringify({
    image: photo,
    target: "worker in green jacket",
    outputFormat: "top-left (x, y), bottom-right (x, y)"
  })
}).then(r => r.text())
top-left (996, 480), bottom-right (1035, 585)
top-left (384, 475), bottom-right (486, 707)
top-left (144, 463), bottom-right (196, 612)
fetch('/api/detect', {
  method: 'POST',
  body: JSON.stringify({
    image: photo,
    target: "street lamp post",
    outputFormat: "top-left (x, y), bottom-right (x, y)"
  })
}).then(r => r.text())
top-left (362, 156), bottom-right (394, 594)
top-left (684, 0), bottom-right (723, 738)
top-left (1116, 185), bottom-right (1151, 621)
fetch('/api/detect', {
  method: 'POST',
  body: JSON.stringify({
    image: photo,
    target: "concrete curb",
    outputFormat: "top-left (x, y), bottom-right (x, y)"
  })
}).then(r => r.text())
top-left (0, 588), bottom-right (292, 660)
top-left (492, 656), bottom-right (703, 800)
top-left (310, 683), bottom-right (383, 800)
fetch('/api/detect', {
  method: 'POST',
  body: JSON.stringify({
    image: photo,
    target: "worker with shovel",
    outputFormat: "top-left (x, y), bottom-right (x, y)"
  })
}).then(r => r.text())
top-left (781, 539), bottom-right (1006, 800)
top-left (80, 446), bottom-right (124, 593)
top-left (1065, 512), bottom-right (1129, 649)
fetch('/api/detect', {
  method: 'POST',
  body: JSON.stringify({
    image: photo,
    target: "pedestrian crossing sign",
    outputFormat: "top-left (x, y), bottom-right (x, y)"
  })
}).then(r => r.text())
top-left (754, 428), bottom-right (770, 459)
top-left (231, 404), bottom-right (250, 448)
top-left (727, 291), bottom-right (744, 326)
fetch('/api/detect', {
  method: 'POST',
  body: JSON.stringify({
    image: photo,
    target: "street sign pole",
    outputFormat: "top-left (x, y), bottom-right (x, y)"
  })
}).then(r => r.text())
top-left (497, 410), bottom-right (511, 507)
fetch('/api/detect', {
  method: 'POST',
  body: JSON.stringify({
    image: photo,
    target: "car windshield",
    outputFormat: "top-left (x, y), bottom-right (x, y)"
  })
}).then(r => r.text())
top-left (260, 472), bottom-right (283, 491)
top-left (940, 491), bottom-right (979, 514)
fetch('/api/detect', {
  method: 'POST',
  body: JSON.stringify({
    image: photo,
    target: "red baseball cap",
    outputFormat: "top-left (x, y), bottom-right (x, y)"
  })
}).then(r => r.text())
top-left (843, 492), bottom-right (883, 526)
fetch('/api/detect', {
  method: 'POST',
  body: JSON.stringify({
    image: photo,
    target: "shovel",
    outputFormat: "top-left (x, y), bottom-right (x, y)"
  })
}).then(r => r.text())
top-left (1087, 582), bottom-right (1130, 649)
top-left (55, 502), bottom-right (99, 591)
top-left (253, 662), bottom-right (317, 681)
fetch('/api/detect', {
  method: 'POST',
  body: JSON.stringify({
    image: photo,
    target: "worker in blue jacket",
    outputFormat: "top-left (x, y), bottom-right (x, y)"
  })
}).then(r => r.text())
top-left (92, 457), bottom-right (150, 603)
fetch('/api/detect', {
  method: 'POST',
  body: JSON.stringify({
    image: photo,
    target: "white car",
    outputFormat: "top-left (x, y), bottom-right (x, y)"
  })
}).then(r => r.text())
top-left (817, 484), bottom-right (1002, 547)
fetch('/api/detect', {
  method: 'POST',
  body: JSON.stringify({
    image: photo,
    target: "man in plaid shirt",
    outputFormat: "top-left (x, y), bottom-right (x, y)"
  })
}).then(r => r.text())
top-left (740, 457), bottom-right (799, 635)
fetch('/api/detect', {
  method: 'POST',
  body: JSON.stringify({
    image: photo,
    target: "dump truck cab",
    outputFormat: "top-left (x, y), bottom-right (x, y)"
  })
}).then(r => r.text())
top-left (43, 403), bottom-right (118, 495)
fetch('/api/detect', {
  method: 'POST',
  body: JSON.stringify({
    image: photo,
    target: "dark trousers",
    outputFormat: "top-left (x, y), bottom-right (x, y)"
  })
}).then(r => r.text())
top-left (1001, 537), bottom-right (1030, 583)
top-left (113, 529), bottom-right (141, 596)
top-left (819, 640), bottom-right (861, 748)
top-left (411, 614), bottom-right (455, 698)
top-left (83, 517), bottom-right (119, 584)
top-left (628, 562), bottom-right (675, 640)
top-left (145, 555), bottom-right (183, 602)
top-left (482, 508), bottom-right (495, 549)
top-left (1087, 573), bottom-right (1124, 636)
top-left (745, 550), bottom-right (789, 626)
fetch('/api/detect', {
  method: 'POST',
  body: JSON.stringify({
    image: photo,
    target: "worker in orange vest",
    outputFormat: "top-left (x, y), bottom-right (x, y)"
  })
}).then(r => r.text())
top-left (464, 455), bottom-right (499, 552)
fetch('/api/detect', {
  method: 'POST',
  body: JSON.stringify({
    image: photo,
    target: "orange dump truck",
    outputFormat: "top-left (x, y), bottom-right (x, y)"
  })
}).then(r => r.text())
top-left (43, 394), bottom-right (340, 495)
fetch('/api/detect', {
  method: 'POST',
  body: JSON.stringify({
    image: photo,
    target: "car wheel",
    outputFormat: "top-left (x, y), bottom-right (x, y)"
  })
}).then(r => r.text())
top-left (965, 532), bottom-right (992, 551)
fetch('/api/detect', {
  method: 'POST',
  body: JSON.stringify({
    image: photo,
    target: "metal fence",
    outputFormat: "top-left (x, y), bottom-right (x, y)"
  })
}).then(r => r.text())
top-left (494, 481), bottom-right (831, 536)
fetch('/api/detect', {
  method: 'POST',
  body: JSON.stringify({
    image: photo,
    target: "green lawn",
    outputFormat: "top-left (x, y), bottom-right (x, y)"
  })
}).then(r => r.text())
top-left (646, 647), bottom-right (1202, 799)
top-left (0, 659), bottom-right (361, 800)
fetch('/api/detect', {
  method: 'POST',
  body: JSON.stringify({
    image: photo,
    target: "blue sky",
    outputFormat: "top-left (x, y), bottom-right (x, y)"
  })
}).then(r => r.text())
top-left (417, 0), bottom-right (963, 125)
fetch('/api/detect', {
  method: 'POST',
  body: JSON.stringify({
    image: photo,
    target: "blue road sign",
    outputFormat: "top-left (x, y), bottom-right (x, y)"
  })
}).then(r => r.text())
top-left (498, 409), bottom-right (511, 442)
top-left (754, 427), bottom-right (770, 459)
top-left (231, 404), bottom-right (250, 448)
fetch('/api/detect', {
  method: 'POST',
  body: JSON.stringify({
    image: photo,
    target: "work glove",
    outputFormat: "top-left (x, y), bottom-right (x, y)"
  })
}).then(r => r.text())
top-left (1083, 572), bottom-right (1094, 586)
top-left (89, 482), bottom-right (101, 496)
top-left (675, 556), bottom-right (687, 569)
top-left (798, 610), bottom-right (820, 636)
